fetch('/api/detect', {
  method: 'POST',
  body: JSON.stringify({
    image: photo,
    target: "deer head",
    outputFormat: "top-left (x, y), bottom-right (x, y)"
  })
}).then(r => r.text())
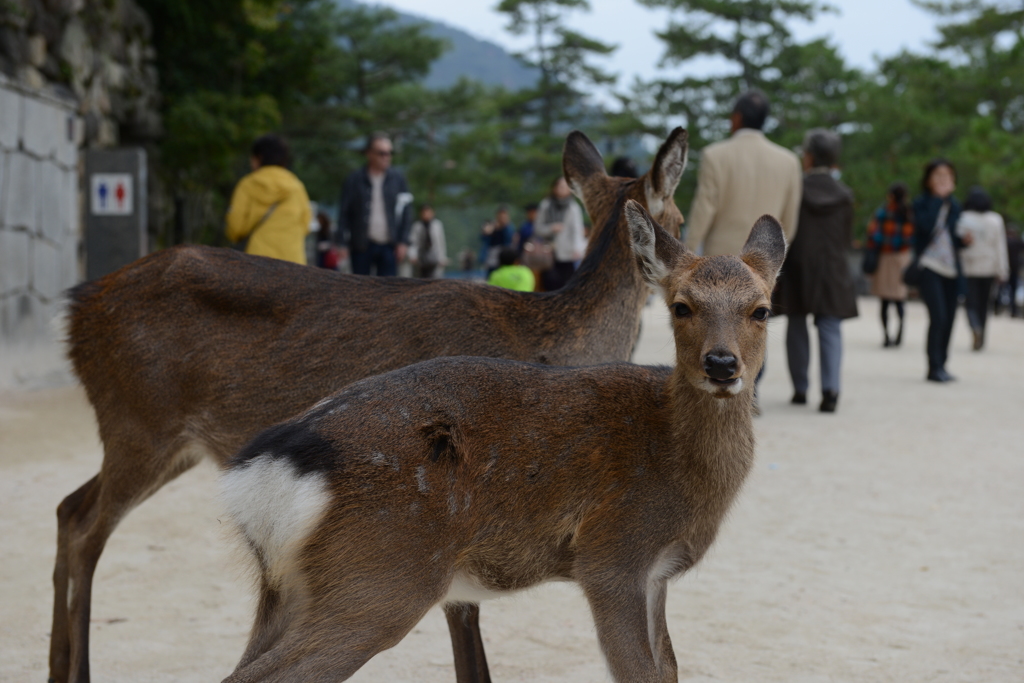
top-left (626, 200), bottom-right (786, 398)
top-left (564, 127), bottom-right (688, 237)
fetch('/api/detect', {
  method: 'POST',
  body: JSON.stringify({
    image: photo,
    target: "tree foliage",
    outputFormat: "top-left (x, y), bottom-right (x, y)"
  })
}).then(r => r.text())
top-left (137, 0), bottom-right (1024, 253)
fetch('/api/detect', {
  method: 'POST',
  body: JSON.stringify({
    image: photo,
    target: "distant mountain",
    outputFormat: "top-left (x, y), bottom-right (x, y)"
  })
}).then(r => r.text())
top-left (333, 0), bottom-right (538, 91)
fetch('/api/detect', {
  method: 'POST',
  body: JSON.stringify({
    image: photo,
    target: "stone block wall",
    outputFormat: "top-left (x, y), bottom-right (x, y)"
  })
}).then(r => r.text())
top-left (0, 75), bottom-right (81, 389)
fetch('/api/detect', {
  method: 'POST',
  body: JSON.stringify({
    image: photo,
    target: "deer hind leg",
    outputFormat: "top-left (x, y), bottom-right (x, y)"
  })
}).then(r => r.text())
top-left (444, 602), bottom-right (491, 683)
top-left (582, 577), bottom-right (676, 683)
top-left (49, 475), bottom-right (99, 683)
top-left (51, 437), bottom-right (204, 683)
top-left (234, 574), bottom-right (289, 671)
top-left (224, 586), bottom-right (441, 683)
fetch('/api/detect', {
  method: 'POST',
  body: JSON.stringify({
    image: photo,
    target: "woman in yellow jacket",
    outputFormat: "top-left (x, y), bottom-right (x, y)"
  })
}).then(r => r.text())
top-left (226, 134), bottom-right (312, 264)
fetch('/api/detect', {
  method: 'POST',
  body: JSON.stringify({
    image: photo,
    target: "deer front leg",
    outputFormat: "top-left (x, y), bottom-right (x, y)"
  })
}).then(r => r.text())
top-left (444, 602), bottom-right (491, 683)
top-left (582, 578), bottom-right (677, 683)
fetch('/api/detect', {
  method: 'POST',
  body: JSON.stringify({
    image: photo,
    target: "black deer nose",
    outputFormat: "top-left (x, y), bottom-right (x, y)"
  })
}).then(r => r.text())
top-left (704, 353), bottom-right (738, 381)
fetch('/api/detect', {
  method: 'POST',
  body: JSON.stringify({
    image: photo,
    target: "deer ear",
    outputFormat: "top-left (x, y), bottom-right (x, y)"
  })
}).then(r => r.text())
top-left (645, 128), bottom-right (689, 212)
top-left (625, 199), bottom-right (689, 288)
top-left (563, 130), bottom-right (606, 203)
top-left (740, 214), bottom-right (788, 284)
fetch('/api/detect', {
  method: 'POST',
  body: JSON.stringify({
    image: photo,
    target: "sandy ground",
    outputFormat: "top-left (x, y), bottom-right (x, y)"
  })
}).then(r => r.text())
top-left (2, 297), bottom-right (1023, 682)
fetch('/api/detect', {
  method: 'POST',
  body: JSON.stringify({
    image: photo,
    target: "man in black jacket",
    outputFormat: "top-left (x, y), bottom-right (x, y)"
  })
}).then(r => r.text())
top-left (336, 133), bottom-right (413, 276)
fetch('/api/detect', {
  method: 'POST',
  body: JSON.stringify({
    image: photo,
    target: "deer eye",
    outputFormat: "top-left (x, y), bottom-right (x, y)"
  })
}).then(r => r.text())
top-left (673, 303), bottom-right (692, 318)
top-left (752, 307), bottom-right (771, 321)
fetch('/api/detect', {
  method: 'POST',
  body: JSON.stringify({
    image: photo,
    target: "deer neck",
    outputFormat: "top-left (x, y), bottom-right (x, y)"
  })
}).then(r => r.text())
top-left (665, 372), bottom-right (757, 549)
top-left (540, 184), bottom-right (648, 363)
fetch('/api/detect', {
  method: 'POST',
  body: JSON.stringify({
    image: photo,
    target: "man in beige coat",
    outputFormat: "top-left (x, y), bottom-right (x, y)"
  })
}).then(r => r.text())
top-left (686, 90), bottom-right (802, 256)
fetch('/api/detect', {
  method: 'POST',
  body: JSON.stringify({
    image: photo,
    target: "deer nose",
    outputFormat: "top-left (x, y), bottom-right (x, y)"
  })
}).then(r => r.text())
top-left (703, 353), bottom-right (738, 381)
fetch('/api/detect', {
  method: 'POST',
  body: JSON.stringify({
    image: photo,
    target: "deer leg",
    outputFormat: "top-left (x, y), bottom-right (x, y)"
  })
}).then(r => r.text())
top-left (59, 439), bottom-right (203, 683)
top-left (49, 476), bottom-right (100, 683)
top-left (234, 575), bottom-right (288, 671)
top-left (582, 579), bottom-right (667, 683)
top-left (646, 580), bottom-right (678, 682)
top-left (444, 602), bottom-right (491, 683)
top-left (224, 590), bottom-right (440, 683)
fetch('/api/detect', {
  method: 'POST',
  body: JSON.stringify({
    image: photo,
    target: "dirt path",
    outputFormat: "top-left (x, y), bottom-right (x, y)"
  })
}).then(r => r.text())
top-left (2, 297), bottom-right (1022, 682)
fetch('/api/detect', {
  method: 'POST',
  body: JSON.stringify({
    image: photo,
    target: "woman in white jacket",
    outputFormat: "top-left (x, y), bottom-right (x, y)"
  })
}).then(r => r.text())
top-left (534, 177), bottom-right (587, 291)
top-left (957, 187), bottom-right (1009, 350)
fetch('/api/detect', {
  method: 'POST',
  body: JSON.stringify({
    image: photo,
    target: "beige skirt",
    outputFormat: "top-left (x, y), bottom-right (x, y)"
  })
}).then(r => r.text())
top-left (871, 251), bottom-right (912, 300)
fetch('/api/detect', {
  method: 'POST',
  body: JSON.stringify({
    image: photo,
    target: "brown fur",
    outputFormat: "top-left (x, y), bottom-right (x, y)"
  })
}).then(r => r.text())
top-left (219, 203), bottom-right (787, 682)
top-left (48, 129), bottom-right (688, 683)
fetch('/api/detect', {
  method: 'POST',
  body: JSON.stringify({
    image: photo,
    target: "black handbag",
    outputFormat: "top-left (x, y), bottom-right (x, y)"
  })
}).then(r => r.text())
top-left (902, 255), bottom-right (924, 286)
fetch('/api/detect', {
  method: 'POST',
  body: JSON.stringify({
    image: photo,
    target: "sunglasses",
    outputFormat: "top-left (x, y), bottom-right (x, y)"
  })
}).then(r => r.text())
top-left (373, 149), bottom-right (393, 157)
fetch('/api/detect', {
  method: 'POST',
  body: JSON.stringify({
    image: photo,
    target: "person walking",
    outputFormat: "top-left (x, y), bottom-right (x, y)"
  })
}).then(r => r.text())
top-left (335, 132), bottom-right (414, 276)
top-left (534, 177), bottom-right (586, 291)
top-left (1002, 225), bottom-right (1024, 317)
top-left (912, 159), bottom-right (973, 382)
top-left (482, 206), bottom-right (516, 275)
top-left (408, 204), bottom-right (448, 279)
top-left (226, 134), bottom-right (312, 265)
top-left (685, 89), bottom-right (802, 255)
top-left (865, 182), bottom-right (915, 347)
top-left (957, 187), bottom-right (1009, 350)
top-left (685, 89), bottom-right (803, 412)
top-left (516, 203), bottom-right (538, 254)
top-left (777, 129), bottom-right (858, 413)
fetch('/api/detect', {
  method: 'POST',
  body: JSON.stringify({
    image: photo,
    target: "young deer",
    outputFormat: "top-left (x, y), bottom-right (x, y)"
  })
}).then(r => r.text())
top-left (218, 202), bottom-right (786, 683)
top-left (50, 129), bottom-right (689, 683)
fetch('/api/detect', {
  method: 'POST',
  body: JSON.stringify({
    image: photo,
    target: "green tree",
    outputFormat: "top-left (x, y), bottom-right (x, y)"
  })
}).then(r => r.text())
top-left (636, 0), bottom-right (846, 147)
top-left (496, 0), bottom-right (616, 137)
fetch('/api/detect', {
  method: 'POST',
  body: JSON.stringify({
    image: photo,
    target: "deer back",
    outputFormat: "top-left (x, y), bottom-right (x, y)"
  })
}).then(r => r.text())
top-left (67, 130), bottom-right (689, 461)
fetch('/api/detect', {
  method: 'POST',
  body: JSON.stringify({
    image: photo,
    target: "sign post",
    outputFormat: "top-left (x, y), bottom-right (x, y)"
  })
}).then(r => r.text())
top-left (84, 149), bottom-right (147, 280)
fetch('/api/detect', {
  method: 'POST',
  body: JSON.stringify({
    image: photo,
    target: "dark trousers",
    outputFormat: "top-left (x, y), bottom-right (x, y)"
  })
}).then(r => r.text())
top-left (918, 268), bottom-right (959, 372)
top-left (880, 299), bottom-right (905, 342)
top-left (351, 242), bottom-right (397, 277)
top-left (965, 277), bottom-right (994, 333)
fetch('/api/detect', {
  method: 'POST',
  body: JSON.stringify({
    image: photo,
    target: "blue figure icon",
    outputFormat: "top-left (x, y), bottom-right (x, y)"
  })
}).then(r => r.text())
top-left (97, 182), bottom-right (108, 209)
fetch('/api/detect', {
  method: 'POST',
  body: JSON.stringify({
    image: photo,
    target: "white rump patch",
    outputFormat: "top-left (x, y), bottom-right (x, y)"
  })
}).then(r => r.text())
top-left (220, 455), bottom-right (331, 583)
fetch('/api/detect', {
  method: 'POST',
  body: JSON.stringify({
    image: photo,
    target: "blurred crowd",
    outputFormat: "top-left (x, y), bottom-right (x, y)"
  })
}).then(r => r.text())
top-left (224, 91), bottom-right (1023, 410)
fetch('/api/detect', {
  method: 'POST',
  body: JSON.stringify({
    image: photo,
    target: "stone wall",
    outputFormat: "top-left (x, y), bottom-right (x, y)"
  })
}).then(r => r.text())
top-left (0, 0), bottom-right (161, 148)
top-left (0, 74), bottom-right (81, 389)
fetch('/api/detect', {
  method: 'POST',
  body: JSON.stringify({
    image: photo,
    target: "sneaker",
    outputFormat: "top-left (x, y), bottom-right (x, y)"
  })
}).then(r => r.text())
top-left (791, 391), bottom-right (807, 405)
top-left (926, 368), bottom-right (956, 382)
top-left (819, 391), bottom-right (838, 413)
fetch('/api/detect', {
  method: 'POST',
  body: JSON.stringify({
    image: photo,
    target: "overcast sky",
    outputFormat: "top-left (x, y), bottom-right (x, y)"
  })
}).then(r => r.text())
top-left (378, 0), bottom-right (944, 95)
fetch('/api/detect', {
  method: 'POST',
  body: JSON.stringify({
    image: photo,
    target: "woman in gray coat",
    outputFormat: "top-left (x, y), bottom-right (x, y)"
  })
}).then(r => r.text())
top-left (778, 129), bottom-right (859, 413)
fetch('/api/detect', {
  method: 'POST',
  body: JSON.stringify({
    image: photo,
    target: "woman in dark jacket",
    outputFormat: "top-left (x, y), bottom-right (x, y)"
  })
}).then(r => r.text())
top-left (912, 159), bottom-right (972, 382)
top-left (779, 129), bottom-right (858, 413)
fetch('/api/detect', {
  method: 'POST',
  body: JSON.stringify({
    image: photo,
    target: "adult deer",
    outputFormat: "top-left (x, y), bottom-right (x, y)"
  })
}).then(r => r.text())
top-left (219, 203), bottom-right (786, 682)
top-left (49, 128), bottom-right (689, 683)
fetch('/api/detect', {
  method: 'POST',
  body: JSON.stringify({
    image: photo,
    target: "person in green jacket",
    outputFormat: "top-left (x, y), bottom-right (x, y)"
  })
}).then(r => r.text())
top-left (226, 134), bottom-right (312, 264)
top-left (487, 246), bottom-right (535, 292)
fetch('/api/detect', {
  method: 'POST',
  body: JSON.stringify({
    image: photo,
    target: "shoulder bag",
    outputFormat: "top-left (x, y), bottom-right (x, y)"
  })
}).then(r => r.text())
top-left (902, 202), bottom-right (948, 287)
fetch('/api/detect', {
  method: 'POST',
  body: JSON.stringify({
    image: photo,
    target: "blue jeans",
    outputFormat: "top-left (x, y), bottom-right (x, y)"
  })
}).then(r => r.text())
top-left (350, 242), bottom-right (397, 277)
top-left (787, 314), bottom-right (843, 394)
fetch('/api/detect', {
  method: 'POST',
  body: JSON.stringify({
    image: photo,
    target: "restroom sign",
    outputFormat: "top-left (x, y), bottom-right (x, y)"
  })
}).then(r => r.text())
top-left (90, 174), bottom-right (133, 215)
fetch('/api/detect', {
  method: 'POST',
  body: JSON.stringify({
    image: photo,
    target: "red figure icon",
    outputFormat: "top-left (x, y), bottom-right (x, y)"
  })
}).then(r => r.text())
top-left (115, 183), bottom-right (126, 207)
